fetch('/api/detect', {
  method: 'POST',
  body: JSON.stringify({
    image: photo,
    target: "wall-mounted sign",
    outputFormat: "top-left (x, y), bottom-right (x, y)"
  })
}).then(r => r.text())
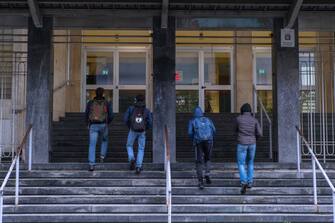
top-left (281, 28), bottom-right (295, 48)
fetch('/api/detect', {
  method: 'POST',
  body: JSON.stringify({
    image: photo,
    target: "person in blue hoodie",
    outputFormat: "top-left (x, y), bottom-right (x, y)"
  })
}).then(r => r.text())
top-left (188, 106), bottom-right (216, 189)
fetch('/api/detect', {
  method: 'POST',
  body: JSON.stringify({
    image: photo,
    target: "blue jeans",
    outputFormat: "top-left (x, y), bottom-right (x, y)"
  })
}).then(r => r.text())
top-left (88, 124), bottom-right (108, 166)
top-left (237, 144), bottom-right (256, 184)
top-left (126, 130), bottom-right (146, 168)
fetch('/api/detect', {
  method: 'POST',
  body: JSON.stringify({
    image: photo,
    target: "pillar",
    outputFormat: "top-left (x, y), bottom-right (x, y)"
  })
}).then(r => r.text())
top-left (235, 31), bottom-right (253, 112)
top-left (152, 16), bottom-right (176, 163)
top-left (272, 18), bottom-right (300, 164)
top-left (26, 17), bottom-right (53, 163)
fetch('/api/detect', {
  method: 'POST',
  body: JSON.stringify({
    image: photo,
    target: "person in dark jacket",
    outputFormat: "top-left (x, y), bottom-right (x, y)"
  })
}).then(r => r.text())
top-left (124, 94), bottom-right (152, 174)
top-left (86, 87), bottom-right (113, 171)
top-left (188, 106), bottom-right (216, 189)
top-left (236, 103), bottom-right (262, 194)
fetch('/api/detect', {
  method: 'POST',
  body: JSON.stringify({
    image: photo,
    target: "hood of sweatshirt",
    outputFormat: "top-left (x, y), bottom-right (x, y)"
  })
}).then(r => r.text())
top-left (193, 106), bottom-right (204, 118)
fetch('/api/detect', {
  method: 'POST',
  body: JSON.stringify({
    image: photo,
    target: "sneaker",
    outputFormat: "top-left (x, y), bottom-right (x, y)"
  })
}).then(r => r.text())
top-left (247, 182), bottom-right (253, 189)
top-left (240, 183), bottom-right (247, 195)
top-left (130, 160), bottom-right (136, 170)
top-left (205, 176), bottom-right (212, 184)
top-left (135, 167), bottom-right (142, 175)
top-left (198, 179), bottom-right (204, 190)
top-left (89, 165), bottom-right (95, 172)
top-left (99, 156), bottom-right (105, 163)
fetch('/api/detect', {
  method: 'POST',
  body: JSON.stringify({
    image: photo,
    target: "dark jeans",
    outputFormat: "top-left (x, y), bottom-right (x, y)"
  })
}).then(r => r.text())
top-left (195, 140), bottom-right (213, 180)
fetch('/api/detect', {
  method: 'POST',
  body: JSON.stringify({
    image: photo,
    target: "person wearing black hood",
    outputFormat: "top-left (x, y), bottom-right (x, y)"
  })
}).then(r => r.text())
top-left (86, 87), bottom-right (113, 171)
top-left (188, 106), bottom-right (216, 189)
top-left (124, 94), bottom-right (152, 174)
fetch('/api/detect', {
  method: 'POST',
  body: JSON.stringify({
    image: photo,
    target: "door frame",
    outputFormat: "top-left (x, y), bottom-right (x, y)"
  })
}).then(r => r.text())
top-left (81, 46), bottom-right (150, 113)
top-left (176, 46), bottom-right (234, 112)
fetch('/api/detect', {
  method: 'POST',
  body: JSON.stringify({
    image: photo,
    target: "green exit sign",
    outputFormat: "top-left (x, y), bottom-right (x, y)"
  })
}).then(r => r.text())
top-left (258, 69), bottom-right (266, 75)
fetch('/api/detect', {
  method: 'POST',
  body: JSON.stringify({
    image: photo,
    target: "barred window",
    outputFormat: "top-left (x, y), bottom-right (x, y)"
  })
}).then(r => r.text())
top-left (0, 29), bottom-right (13, 99)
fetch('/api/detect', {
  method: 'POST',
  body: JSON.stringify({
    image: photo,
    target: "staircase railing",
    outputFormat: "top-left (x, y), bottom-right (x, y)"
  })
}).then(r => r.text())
top-left (253, 85), bottom-right (272, 159)
top-left (163, 125), bottom-right (172, 223)
top-left (0, 124), bottom-right (33, 223)
top-left (296, 126), bottom-right (335, 223)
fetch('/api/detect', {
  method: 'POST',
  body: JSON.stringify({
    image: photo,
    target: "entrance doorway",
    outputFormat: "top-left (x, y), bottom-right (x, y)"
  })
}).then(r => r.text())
top-left (83, 47), bottom-right (150, 113)
top-left (176, 47), bottom-right (233, 113)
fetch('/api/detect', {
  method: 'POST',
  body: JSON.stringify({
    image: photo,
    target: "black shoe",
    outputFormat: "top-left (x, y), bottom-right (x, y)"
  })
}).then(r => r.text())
top-left (135, 167), bottom-right (142, 175)
top-left (240, 184), bottom-right (247, 195)
top-left (198, 179), bottom-right (204, 190)
top-left (247, 182), bottom-right (253, 189)
top-left (130, 160), bottom-right (136, 170)
top-left (99, 156), bottom-right (105, 163)
top-left (89, 165), bottom-right (95, 171)
top-left (205, 176), bottom-right (212, 184)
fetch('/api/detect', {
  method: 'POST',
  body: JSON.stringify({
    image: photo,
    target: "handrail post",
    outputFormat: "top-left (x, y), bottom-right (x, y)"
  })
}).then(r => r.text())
top-left (28, 128), bottom-right (32, 171)
top-left (0, 190), bottom-right (3, 223)
top-left (15, 157), bottom-right (19, 206)
top-left (269, 123), bottom-right (272, 160)
top-left (260, 107), bottom-right (263, 129)
top-left (312, 157), bottom-right (318, 206)
top-left (332, 192), bottom-right (335, 223)
top-left (296, 130), bottom-right (301, 175)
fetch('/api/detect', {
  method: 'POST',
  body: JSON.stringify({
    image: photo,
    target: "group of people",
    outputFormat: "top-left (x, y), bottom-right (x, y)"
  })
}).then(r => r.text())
top-left (86, 87), bottom-right (262, 195)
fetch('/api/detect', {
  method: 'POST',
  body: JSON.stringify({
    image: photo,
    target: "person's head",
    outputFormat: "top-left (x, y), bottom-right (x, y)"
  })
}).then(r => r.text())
top-left (240, 103), bottom-right (252, 115)
top-left (96, 87), bottom-right (104, 98)
top-left (135, 94), bottom-right (145, 103)
top-left (193, 106), bottom-right (204, 118)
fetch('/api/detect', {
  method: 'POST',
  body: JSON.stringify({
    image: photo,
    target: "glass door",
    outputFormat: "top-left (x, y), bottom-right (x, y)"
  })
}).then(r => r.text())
top-left (83, 47), bottom-right (149, 113)
top-left (176, 47), bottom-right (233, 113)
top-left (85, 50), bottom-right (115, 108)
top-left (252, 47), bottom-right (273, 113)
top-left (176, 50), bottom-right (200, 113)
top-left (202, 48), bottom-right (233, 113)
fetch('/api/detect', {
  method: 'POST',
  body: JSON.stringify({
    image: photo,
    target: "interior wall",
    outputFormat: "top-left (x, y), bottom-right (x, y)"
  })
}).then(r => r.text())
top-left (65, 30), bottom-right (82, 113)
top-left (235, 31), bottom-right (253, 112)
top-left (53, 30), bottom-right (68, 121)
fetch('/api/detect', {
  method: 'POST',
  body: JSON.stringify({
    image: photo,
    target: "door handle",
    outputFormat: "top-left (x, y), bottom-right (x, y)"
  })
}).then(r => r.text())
top-left (201, 86), bottom-right (206, 89)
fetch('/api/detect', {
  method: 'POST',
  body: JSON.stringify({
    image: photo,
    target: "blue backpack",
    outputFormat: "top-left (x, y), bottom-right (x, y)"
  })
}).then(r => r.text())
top-left (193, 117), bottom-right (213, 141)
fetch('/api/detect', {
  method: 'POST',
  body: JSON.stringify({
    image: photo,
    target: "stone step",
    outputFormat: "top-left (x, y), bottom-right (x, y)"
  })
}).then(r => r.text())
top-left (3, 194), bottom-right (332, 205)
top-left (4, 178), bottom-right (335, 187)
top-left (3, 204), bottom-right (332, 214)
top-left (3, 186), bottom-right (333, 196)
top-left (2, 213), bottom-right (333, 222)
top-left (1, 162), bottom-right (333, 170)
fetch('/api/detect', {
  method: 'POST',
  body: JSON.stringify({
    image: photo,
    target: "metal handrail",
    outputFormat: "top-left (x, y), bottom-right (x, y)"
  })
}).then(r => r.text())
top-left (296, 126), bottom-right (335, 223)
top-left (253, 85), bottom-right (272, 159)
top-left (163, 125), bottom-right (172, 223)
top-left (53, 80), bottom-right (71, 93)
top-left (0, 124), bottom-right (33, 223)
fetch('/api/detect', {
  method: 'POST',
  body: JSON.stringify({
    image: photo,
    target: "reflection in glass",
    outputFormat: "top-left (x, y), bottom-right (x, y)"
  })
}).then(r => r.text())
top-left (300, 90), bottom-right (316, 113)
top-left (86, 89), bottom-right (113, 103)
top-left (119, 90), bottom-right (146, 113)
top-left (176, 52), bottom-right (199, 85)
top-left (299, 52), bottom-right (315, 87)
top-left (257, 90), bottom-right (272, 113)
top-left (205, 90), bottom-right (231, 113)
top-left (255, 53), bottom-right (272, 85)
top-left (204, 52), bottom-right (231, 85)
top-left (176, 90), bottom-right (199, 113)
top-left (119, 52), bottom-right (146, 85)
top-left (86, 52), bottom-right (113, 85)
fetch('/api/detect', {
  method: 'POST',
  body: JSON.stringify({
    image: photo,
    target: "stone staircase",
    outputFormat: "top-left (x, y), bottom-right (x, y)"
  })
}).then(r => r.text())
top-left (52, 113), bottom-right (273, 163)
top-left (1, 163), bottom-right (334, 222)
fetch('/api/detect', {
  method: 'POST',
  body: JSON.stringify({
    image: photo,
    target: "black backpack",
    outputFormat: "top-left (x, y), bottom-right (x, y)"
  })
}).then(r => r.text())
top-left (130, 107), bottom-right (147, 132)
